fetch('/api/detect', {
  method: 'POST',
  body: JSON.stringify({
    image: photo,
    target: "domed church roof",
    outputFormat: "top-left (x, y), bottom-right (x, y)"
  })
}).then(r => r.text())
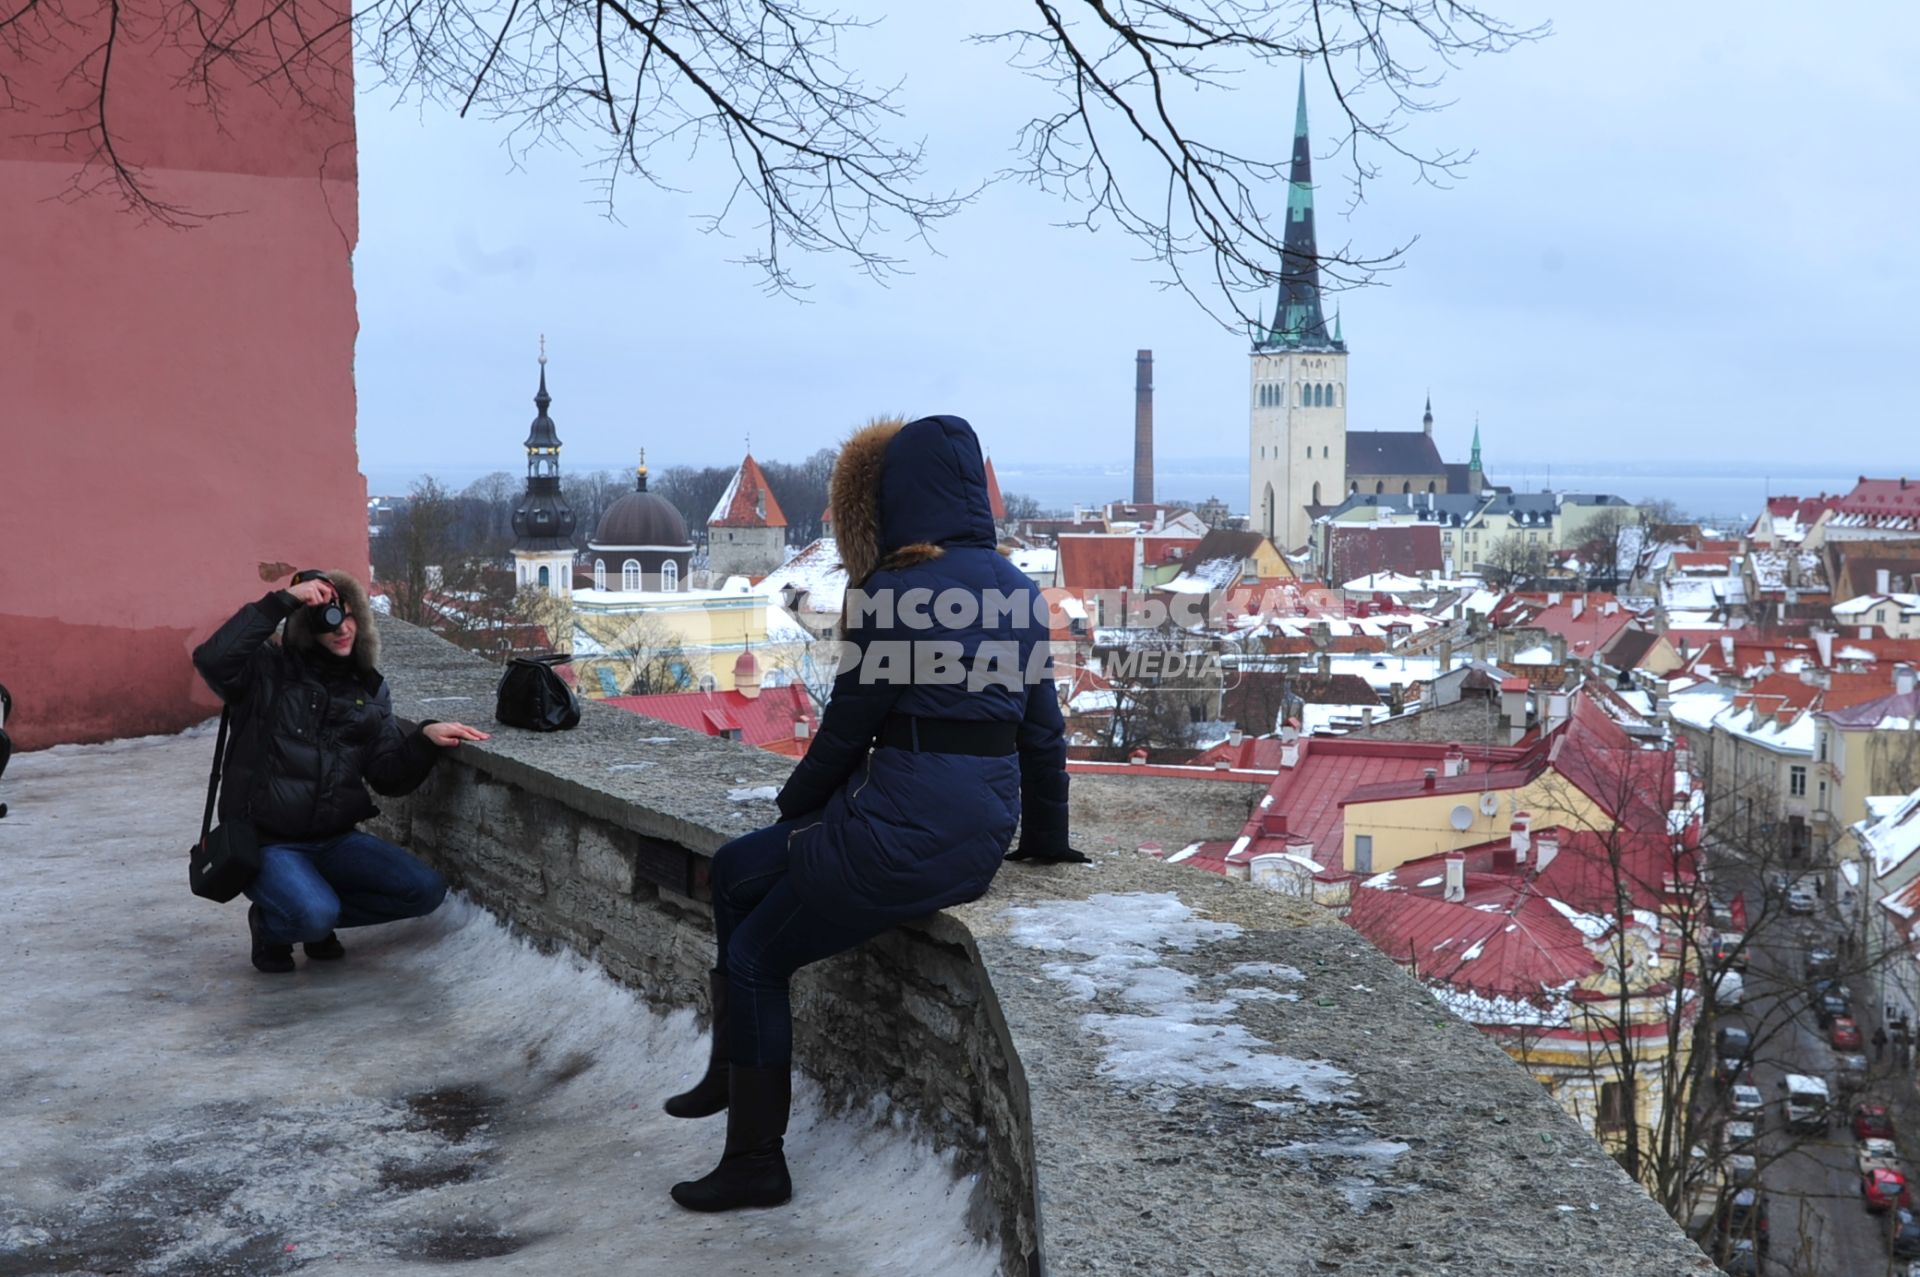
top-left (592, 459), bottom-right (692, 550)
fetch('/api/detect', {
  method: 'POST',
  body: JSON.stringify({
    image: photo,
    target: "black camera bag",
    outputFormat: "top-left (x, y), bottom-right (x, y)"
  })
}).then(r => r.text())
top-left (188, 706), bottom-right (262, 902)
top-left (495, 654), bottom-right (580, 732)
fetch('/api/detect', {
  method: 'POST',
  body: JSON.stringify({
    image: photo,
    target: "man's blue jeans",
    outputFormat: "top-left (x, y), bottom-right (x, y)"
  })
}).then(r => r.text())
top-left (245, 830), bottom-right (447, 945)
top-left (709, 821), bottom-right (888, 1069)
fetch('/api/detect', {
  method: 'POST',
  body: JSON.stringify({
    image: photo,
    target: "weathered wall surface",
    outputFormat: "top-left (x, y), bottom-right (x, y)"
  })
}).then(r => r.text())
top-left (371, 620), bottom-right (1716, 1277)
top-left (0, 0), bottom-right (363, 750)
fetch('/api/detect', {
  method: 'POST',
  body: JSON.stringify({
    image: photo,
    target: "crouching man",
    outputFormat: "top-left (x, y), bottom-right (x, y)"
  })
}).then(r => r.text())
top-left (192, 571), bottom-right (489, 973)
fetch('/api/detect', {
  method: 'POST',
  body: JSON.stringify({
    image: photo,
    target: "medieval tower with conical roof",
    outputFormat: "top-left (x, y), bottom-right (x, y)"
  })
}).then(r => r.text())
top-left (1248, 69), bottom-right (1347, 550)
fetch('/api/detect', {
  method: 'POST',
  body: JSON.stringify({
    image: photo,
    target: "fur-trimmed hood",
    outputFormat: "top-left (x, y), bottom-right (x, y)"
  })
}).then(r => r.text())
top-left (283, 570), bottom-right (380, 674)
top-left (831, 414), bottom-right (998, 586)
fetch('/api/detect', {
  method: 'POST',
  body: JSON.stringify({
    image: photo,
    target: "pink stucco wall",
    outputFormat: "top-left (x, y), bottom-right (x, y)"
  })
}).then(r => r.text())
top-left (0, 1), bottom-right (366, 750)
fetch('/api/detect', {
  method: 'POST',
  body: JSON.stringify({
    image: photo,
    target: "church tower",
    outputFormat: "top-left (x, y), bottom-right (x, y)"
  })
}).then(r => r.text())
top-left (510, 342), bottom-right (579, 597)
top-left (1248, 68), bottom-right (1348, 550)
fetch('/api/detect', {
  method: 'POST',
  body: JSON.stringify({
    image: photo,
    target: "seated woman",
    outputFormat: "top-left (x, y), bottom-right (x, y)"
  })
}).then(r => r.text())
top-left (665, 414), bottom-right (1080, 1212)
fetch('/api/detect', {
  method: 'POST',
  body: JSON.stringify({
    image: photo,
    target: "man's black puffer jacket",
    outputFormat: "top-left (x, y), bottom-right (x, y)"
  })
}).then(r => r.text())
top-left (192, 586), bottom-right (440, 841)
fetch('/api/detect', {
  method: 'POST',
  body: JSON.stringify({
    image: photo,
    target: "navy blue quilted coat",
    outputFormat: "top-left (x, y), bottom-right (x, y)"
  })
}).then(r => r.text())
top-left (776, 415), bottom-right (1070, 927)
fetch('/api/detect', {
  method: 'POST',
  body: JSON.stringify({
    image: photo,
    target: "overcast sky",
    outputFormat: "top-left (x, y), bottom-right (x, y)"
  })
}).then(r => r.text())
top-left (352, 2), bottom-right (1919, 501)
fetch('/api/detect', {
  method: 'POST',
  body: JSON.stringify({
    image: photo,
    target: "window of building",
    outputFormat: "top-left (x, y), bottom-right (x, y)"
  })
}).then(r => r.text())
top-left (1353, 834), bottom-right (1373, 874)
top-left (1305, 445), bottom-right (1311, 459)
top-left (537, 565), bottom-right (550, 589)
top-left (1790, 765), bottom-right (1807, 798)
top-left (698, 673), bottom-right (718, 692)
top-left (1817, 732), bottom-right (1827, 762)
top-left (1322, 446), bottom-right (1329, 458)
top-left (594, 559), bottom-right (606, 591)
top-left (1597, 1081), bottom-right (1631, 1131)
top-left (661, 559), bottom-right (679, 592)
top-left (622, 560), bottom-right (642, 591)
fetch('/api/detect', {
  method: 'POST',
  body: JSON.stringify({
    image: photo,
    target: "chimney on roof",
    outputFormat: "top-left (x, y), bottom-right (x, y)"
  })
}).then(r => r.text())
top-left (1129, 747), bottom-right (1149, 765)
top-left (1361, 706), bottom-right (1376, 728)
top-left (1444, 746), bottom-right (1468, 778)
top-left (1319, 652), bottom-right (1333, 677)
top-left (794, 714), bottom-right (810, 740)
top-left (1535, 832), bottom-right (1561, 874)
top-left (1814, 629), bottom-right (1834, 666)
top-left (1548, 591), bottom-right (1563, 606)
top-left (1898, 664), bottom-right (1917, 697)
top-left (1880, 568), bottom-right (1894, 595)
top-left (1572, 596), bottom-right (1586, 621)
top-left (1443, 855), bottom-right (1466, 902)
top-left (1280, 738), bottom-right (1301, 769)
top-left (1229, 727), bottom-right (1245, 748)
top-left (1511, 813), bottom-right (1533, 862)
top-left (1440, 637), bottom-right (1455, 670)
top-left (1134, 350), bottom-right (1155, 505)
top-left (1500, 681), bottom-right (1528, 730)
top-left (1603, 599), bottom-right (1619, 616)
top-left (1423, 768), bottom-right (1438, 791)
top-left (1720, 634), bottom-right (1735, 666)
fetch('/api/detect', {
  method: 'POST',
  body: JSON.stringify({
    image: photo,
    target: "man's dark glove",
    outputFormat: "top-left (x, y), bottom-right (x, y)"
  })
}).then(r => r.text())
top-left (1006, 844), bottom-right (1091, 864)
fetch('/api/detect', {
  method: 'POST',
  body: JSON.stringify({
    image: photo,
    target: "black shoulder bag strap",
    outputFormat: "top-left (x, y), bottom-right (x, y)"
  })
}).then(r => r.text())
top-left (199, 706), bottom-right (232, 850)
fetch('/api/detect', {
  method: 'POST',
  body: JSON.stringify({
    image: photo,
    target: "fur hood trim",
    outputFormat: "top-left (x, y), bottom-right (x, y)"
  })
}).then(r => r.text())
top-left (284, 570), bottom-right (379, 673)
top-left (831, 416), bottom-right (906, 586)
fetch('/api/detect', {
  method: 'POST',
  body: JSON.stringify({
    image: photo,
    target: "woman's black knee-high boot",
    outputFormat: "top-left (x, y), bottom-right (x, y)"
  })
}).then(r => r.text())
top-left (669, 1065), bottom-right (793, 1212)
top-left (664, 971), bottom-right (730, 1118)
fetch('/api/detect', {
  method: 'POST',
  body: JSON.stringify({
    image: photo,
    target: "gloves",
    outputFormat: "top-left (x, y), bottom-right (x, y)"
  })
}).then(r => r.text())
top-left (1006, 843), bottom-right (1091, 864)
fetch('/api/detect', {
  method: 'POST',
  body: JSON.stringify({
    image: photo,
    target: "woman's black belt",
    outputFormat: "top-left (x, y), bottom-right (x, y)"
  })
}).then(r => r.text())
top-left (877, 714), bottom-right (1017, 756)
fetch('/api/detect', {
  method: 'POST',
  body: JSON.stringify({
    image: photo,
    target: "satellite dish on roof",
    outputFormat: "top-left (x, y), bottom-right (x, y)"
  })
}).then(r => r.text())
top-left (1450, 804), bottom-right (1475, 831)
top-left (1480, 792), bottom-right (1501, 817)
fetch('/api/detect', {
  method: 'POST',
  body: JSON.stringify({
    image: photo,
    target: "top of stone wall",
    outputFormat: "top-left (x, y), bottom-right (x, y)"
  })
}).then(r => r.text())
top-left (377, 622), bottom-right (1714, 1277)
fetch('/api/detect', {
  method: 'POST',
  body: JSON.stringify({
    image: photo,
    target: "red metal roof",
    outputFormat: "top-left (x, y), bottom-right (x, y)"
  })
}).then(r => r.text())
top-left (1841, 478), bottom-right (1920, 517)
top-left (983, 456), bottom-right (1008, 523)
top-left (1325, 525), bottom-right (1443, 585)
top-left (1057, 536), bottom-right (1137, 591)
top-left (606, 683), bottom-right (815, 753)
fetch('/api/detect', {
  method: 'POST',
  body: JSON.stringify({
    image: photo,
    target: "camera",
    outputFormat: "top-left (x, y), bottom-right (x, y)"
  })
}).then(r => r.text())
top-left (291, 570), bottom-right (348, 632)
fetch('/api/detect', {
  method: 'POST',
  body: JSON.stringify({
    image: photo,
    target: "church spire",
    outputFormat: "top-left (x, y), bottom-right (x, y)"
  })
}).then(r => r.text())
top-left (1423, 393), bottom-right (1433, 436)
top-left (1470, 418), bottom-right (1483, 474)
top-left (1257, 66), bottom-right (1341, 352)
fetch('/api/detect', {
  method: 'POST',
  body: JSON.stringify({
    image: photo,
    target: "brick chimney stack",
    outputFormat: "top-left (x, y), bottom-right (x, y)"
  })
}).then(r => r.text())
top-left (1133, 349), bottom-right (1154, 505)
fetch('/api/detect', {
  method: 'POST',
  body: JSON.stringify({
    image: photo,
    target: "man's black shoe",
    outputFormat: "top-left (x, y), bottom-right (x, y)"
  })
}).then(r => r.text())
top-left (249, 904), bottom-right (295, 974)
top-left (304, 932), bottom-right (346, 962)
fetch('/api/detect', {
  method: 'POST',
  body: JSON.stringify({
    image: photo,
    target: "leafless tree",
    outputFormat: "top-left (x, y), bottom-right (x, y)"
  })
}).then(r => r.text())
top-left (3, 0), bottom-right (1544, 318)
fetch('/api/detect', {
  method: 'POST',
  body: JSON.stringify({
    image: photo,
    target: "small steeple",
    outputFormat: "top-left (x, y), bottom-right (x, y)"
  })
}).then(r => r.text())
top-left (525, 337), bottom-right (560, 451)
top-left (1422, 393), bottom-right (1433, 437)
top-left (1470, 418), bottom-right (1483, 474)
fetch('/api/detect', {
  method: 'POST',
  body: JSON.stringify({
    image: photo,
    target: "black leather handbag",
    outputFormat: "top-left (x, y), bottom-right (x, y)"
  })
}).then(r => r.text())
top-left (188, 706), bottom-right (262, 902)
top-left (495, 654), bottom-right (580, 732)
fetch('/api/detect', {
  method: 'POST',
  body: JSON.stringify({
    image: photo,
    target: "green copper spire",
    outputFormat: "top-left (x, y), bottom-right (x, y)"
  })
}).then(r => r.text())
top-left (1470, 418), bottom-right (1483, 474)
top-left (1333, 309), bottom-right (1343, 343)
top-left (1255, 64), bottom-right (1342, 353)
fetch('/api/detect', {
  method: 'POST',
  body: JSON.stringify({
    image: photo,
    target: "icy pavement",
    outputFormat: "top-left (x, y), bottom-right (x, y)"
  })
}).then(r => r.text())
top-left (0, 731), bottom-right (999, 1277)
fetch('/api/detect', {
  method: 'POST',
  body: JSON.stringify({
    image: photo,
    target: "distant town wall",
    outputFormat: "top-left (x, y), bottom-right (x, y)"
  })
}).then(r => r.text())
top-left (370, 620), bottom-right (1716, 1277)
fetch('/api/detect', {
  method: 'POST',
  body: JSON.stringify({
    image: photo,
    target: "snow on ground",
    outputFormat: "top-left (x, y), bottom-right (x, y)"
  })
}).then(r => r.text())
top-left (1002, 892), bottom-right (1354, 1103)
top-left (0, 731), bottom-right (998, 1277)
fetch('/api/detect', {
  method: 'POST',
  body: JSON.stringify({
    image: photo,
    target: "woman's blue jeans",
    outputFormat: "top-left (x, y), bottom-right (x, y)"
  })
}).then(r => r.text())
top-left (245, 830), bottom-right (447, 944)
top-left (709, 821), bottom-right (887, 1069)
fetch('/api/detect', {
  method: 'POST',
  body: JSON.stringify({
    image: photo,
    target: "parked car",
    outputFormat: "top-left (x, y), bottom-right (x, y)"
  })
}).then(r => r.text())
top-left (1891, 1208), bottom-right (1920, 1260)
top-left (1860, 1138), bottom-right (1902, 1176)
top-left (1715, 1237), bottom-right (1760, 1277)
top-left (1856, 1103), bottom-right (1897, 1141)
top-left (1715, 1186), bottom-right (1771, 1250)
top-left (1866, 1167), bottom-right (1912, 1213)
top-left (1789, 883), bottom-right (1819, 914)
top-left (1832, 1016), bottom-right (1865, 1051)
top-left (1722, 1119), bottom-right (1761, 1153)
top-left (1815, 985), bottom-right (1852, 1028)
top-left (1716, 1025), bottom-right (1755, 1085)
top-left (1713, 933), bottom-right (1749, 973)
top-left (1713, 968), bottom-right (1747, 1009)
top-left (1730, 1083), bottom-right (1766, 1119)
top-left (1807, 947), bottom-right (1839, 979)
top-left (1834, 1053), bottom-right (1870, 1093)
top-left (1724, 1152), bottom-right (1759, 1186)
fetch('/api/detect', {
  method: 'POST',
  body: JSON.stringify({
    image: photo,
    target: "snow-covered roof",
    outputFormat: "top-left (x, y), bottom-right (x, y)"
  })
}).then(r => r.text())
top-left (757, 537), bottom-right (846, 613)
top-left (1010, 548), bottom-right (1058, 578)
top-left (1858, 789), bottom-right (1920, 879)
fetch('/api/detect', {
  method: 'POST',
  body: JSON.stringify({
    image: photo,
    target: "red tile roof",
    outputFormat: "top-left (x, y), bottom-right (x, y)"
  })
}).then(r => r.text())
top-left (1325, 525), bottom-right (1443, 585)
top-left (708, 454), bottom-right (788, 528)
top-left (606, 683), bottom-right (815, 753)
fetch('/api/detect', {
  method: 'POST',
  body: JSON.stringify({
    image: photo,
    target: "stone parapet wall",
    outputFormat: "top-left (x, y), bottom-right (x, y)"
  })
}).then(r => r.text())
top-left (371, 621), bottom-right (1716, 1277)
